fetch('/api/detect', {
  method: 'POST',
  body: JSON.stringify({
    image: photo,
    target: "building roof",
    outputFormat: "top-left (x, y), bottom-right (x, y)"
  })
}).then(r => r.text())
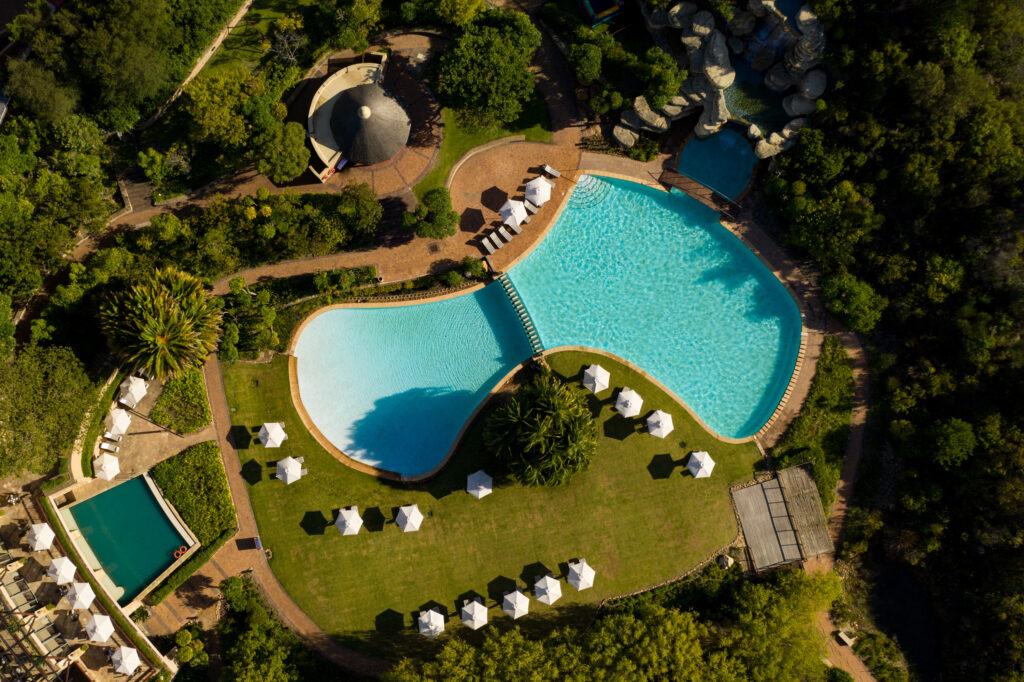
top-left (329, 83), bottom-right (410, 166)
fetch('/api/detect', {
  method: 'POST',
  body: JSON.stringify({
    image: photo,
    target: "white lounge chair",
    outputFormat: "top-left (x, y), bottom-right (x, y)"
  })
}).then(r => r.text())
top-left (489, 233), bottom-right (505, 250)
top-left (300, 469), bottom-right (309, 477)
top-left (498, 226), bottom-right (514, 242)
top-left (509, 221), bottom-right (523, 234)
top-left (103, 432), bottom-right (122, 442)
top-left (481, 237), bottom-right (496, 254)
top-left (543, 164), bottom-right (561, 178)
top-left (99, 443), bottom-right (119, 453)
top-left (524, 200), bottom-right (539, 214)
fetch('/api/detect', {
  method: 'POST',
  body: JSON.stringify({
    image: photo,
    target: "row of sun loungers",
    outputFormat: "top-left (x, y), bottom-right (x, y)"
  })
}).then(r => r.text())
top-left (480, 167), bottom-right (559, 255)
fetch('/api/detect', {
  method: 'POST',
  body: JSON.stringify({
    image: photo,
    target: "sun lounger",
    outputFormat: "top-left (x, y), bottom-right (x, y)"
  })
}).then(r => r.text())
top-left (489, 233), bottom-right (505, 250)
top-left (509, 221), bottom-right (522, 234)
top-left (103, 432), bottom-right (122, 442)
top-left (118, 397), bottom-right (137, 409)
top-left (498, 226), bottom-right (514, 242)
top-left (543, 164), bottom-right (561, 178)
top-left (481, 237), bottom-right (496, 254)
top-left (99, 442), bottom-right (119, 453)
top-left (524, 200), bottom-right (539, 214)
top-left (300, 469), bottom-right (309, 477)
top-left (523, 215), bottom-right (531, 224)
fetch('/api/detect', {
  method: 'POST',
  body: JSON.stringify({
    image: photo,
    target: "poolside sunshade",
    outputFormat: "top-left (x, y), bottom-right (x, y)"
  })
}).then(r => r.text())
top-left (335, 506), bottom-right (363, 535)
top-left (525, 177), bottom-right (552, 207)
top-left (461, 599), bottom-right (488, 630)
top-left (615, 388), bottom-right (643, 418)
top-left (27, 523), bottom-right (55, 551)
top-left (112, 646), bottom-right (141, 675)
top-left (86, 614), bottom-right (115, 643)
top-left (109, 407), bottom-right (132, 436)
top-left (534, 575), bottom-right (562, 605)
top-left (119, 376), bottom-right (147, 406)
top-left (687, 451), bottom-right (715, 478)
top-left (646, 410), bottom-right (674, 439)
top-left (502, 589), bottom-right (529, 619)
top-left (397, 504), bottom-right (424, 532)
top-left (94, 453), bottom-right (120, 481)
top-left (418, 608), bottom-right (445, 639)
top-left (499, 199), bottom-right (528, 228)
top-left (466, 470), bottom-right (493, 499)
top-left (47, 556), bottom-right (76, 584)
top-left (276, 456), bottom-right (303, 484)
top-left (568, 559), bottom-right (596, 591)
top-left (67, 582), bottom-right (95, 610)
top-left (582, 364), bottom-right (610, 394)
top-left (259, 422), bottom-right (288, 448)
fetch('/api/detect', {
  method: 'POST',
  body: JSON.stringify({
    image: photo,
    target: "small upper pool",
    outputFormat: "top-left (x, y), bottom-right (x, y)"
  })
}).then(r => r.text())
top-left (676, 128), bottom-right (757, 201)
top-left (69, 476), bottom-right (190, 604)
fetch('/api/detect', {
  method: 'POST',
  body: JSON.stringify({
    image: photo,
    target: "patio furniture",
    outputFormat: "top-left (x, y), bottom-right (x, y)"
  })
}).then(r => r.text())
top-left (259, 422), bottom-right (288, 448)
top-left (509, 221), bottom-right (523, 234)
top-left (498, 226), bottom-right (514, 242)
top-left (481, 237), bottom-right (496, 254)
top-left (543, 163), bottom-right (561, 178)
top-left (524, 199), bottom-right (539, 214)
top-left (103, 432), bottom-right (122, 442)
top-left (489, 233), bottom-right (504, 250)
top-left (300, 468), bottom-right (308, 477)
top-left (99, 442), bottom-right (119, 454)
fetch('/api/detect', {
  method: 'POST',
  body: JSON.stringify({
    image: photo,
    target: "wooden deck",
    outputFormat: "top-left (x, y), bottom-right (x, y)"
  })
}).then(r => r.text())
top-left (778, 465), bottom-right (835, 560)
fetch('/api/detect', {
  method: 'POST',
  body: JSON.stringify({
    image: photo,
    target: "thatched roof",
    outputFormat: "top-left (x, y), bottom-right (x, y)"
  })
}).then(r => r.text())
top-left (329, 83), bottom-right (411, 166)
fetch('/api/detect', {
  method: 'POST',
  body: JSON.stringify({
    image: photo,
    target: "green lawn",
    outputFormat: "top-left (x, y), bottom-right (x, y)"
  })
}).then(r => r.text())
top-left (413, 95), bottom-right (552, 199)
top-left (222, 350), bottom-right (760, 659)
top-left (204, 0), bottom-right (318, 77)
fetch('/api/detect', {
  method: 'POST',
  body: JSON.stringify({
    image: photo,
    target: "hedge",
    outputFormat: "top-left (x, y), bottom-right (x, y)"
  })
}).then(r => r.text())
top-left (80, 368), bottom-right (130, 480)
top-left (150, 369), bottom-right (212, 434)
top-left (151, 441), bottom-right (235, 544)
top-left (145, 526), bottom-right (237, 606)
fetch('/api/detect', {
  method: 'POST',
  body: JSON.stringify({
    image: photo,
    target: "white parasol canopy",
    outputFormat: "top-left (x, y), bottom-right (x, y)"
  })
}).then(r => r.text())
top-left (109, 408), bottom-right (132, 436)
top-left (582, 364), bottom-right (610, 394)
top-left (502, 589), bottom-right (529, 619)
top-left (525, 177), bottom-right (552, 206)
top-left (499, 199), bottom-right (528, 228)
top-left (67, 582), bottom-right (96, 610)
top-left (646, 410), bottom-right (674, 438)
top-left (466, 470), bottom-right (493, 499)
top-left (259, 422), bottom-right (288, 448)
top-left (417, 608), bottom-right (445, 639)
top-left (534, 575), bottom-right (562, 605)
top-left (335, 506), bottom-right (363, 536)
top-left (86, 614), bottom-right (115, 643)
top-left (276, 456), bottom-right (303, 484)
top-left (112, 646), bottom-right (140, 675)
top-left (119, 376), bottom-right (148, 406)
top-left (687, 451), bottom-right (715, 478)
top-left (94, 453), bottom-right (120, 481)
top-left (397, 504), bottom-right (424, 532)
top-left (27, 523), bottom-right (55, 551)
top-left (615, 388), bottom-right (643, 418)
top-left (461, 599), bottom-right (488, 630)
top-left (48, 556), bottom-right (76, 584)
top-left (568, 559), bottom-right (595, 591)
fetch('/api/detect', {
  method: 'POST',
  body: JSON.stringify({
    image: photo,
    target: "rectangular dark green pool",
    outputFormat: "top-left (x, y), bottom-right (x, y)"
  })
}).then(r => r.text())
top-left (69, 476), bottom-right (189, 604)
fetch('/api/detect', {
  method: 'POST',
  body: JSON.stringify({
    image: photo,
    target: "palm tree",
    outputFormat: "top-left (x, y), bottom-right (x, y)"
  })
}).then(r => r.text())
top-left (100, 268), bottom-right (222, 380)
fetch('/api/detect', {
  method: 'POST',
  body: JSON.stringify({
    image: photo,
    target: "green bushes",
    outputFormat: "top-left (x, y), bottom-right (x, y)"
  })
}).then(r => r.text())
top-left (151, 442), bottom-right (235, 544)
top-left (568, 43), bottom-right (603, 84)
top-left (627, 135), bottom-right (660, 162)
top-left (146, 527), bottom-right (235, 605)
top-left (150, 369), bottom-right (212, 434)
top-left (402, 187), bottom-right (460, 239)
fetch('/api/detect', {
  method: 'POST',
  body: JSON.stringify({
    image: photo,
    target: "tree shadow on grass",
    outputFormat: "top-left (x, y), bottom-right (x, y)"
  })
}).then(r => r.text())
top-left (362, 506), bottom-right (386, 532)
top-left (603, 414), bottom-right (637, 440)
top-left (227, 425), bottom-right (251, 450)
top-left (647, 453), bottom-right (680, 480)
top-left (375, 608), bottom-right (405, 633)
top-left (300, 511), bottom-right (328, 536)
top-left (486, 575), bottom-right (518, 606)
top-left (240, 458), bottom-right (262, 485)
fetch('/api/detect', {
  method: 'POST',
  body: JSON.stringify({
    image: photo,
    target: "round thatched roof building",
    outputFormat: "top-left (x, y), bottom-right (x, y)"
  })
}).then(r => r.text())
top-left (329, 83), bottom-right (411, 166)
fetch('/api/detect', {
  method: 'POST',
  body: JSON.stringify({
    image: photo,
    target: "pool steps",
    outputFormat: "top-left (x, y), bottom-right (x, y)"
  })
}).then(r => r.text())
top-left (568, 174), bottom-right (613, 209)
top-left (496, 274), bottom-right (545, 357)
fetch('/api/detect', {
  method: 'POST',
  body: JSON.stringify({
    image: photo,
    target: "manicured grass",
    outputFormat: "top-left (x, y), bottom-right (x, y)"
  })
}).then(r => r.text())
top-left (413, 95), bottom-right (552, 199)
top-left (222, 350), bottom-right (760, 659)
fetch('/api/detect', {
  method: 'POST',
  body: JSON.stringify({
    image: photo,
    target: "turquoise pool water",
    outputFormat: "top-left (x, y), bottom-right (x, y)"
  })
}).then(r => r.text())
top-left (293, 175), bottom-right (801, 476)
top-left (677, 128), bottom-right (758, 201)
top-left (69, 476), bottom-right (188, 604)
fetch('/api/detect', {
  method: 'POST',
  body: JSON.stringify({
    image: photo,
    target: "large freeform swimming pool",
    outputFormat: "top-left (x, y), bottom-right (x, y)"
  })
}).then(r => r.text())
top-left (293, 175), bottom-right (801, 476)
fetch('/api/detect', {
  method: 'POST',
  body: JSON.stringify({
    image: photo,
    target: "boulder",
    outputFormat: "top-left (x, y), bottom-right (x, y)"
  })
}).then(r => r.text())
top-left (800, 69), bottom-right (827, 99)
top-left (649, 8), bottom-right (668, 28)
top-left (621, 96), bottom-right (670, 134)
top-left (612, 124), bottom-right (638, 148)
top-left (795, 4), bottom-right (822, 34)
top-left (764, 61), bottom-right (798, 91)
top-left (780, 117), bottom-right (807, 139)
top-left (754, 136), bottom-right (795, 158)
top-left (680, 75), bottom-right (710, 100)
top-left (691, 10), bottom-right (715, 36)
top-left (783, 93), bottom-right (817, 116)
top-left (748, 0), bottom-right (777, 18)
top-left (680, 30), bottom-right (703, 53)
top-left (768, 131), bottom-right (786, 145)
top-left (688, 46), bottom-right (705, 74)
top-left (702, 30), bottom-right (736, 89)
top-left (747, 123), bottom-right (763, 139)
top-left (717, 554), bottom-right (735, 569)
top-left (694, 90), bottom-right (729, 138)
top-left (728, 36), bottom-right (745, 54)
top-left (660, 96), bottom-right (701, 120)
top-left (728, 11), bottom-right (756, 36)
top-left (668, 1), bottom-right (697, 28)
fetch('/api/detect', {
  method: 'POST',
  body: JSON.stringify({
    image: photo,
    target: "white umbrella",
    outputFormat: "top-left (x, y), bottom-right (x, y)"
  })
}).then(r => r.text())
top-left (109, 408), bottom-right (132, 436)
top-left (615, 388), bottom-right (643, 418)
top-left (646, 410), bottom-right (674, 438)
top-left (525, 177), bottom-right (552, 206)
top-left (499, 199), bottom-right (528, 227)
top-left (417, 608), bottom-right (445, 639)
top-left (27, 523), bottom-right (55, 551)
top-left (67, 582), bottom-right (95, 610)
top-left (502, 589), bottom-right (529, 619)
top-left (534, 575), bottom-right (562, 605)
top-left (119, 376), bottom-right (147, 406)
top-left (687, 451), bottom-right (715, 478)
top-left (94, 453), bottom-right (120, 481)
top-left (112, 646), bottom-right (140, 675)
top-left (582, 364), bottom-right (610, 394)
top-left (461, 599), bottom-right (488, 630)
top-left (259, 422), bottom-right (288, 448)
top-left (85, 614), bottom-right (115, 643)
top-left (275, 456), bottom-right (302, 484)
top-left (48, 556), bottom-right (76, 584)
top-left (396, 504), bottom-right (423, 532)
top-left (568, 559), bottom-right (595, 591)
top-left (466, 470), bottom-right (492, 499)
top-left (335, 506), bottom-right (363, 536)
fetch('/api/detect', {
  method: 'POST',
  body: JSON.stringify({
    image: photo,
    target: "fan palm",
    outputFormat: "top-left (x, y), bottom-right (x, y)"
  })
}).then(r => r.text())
top-left (99, 268), bottom-right (222, 380)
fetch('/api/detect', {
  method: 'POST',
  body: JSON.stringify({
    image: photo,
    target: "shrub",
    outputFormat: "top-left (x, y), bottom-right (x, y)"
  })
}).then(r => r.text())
top-left (151, 442), bottom-right (235, 543)
top-left (443, 270), bottom-right (463, 287)
top-left (568, 43), bottom-right (602, 84)
top-left (175, 630), bottom-right (192, 647)
top-left (131, 606), bottom-right (150, 623)
top-left (590, 87), bottom-right (624, 115)
top-left (627, 136), bottom-right (660, 162)
top-left (462, 256), bottom-right (486, 279)
top-left (177, 645), bottom-right (194, 663)
top-left (150, 369), bottom-right (212, 434)
top-left (403, 187), bottom-right (460, 239)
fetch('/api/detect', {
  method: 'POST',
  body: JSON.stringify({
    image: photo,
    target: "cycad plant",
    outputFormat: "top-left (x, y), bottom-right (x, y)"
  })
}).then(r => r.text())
top-left (484, 370), bottom-right (597, 486)
top-left (99, 268), bottom-right (222, 380)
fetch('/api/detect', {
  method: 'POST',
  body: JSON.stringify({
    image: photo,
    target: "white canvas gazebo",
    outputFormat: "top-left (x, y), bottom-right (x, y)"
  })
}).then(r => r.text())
top-left (568, 559), bottom-right (595, 591)
top-left (275, 456), bottom-right (303, 484)
top-left (525, 177), bottom-right (552, 207)
top-left (118, 376), bottom-right (148, 408)
top-left (67, 582), bottom-right (95, 610)
top-left (48, 556), bottom-right (76, 584)
top-left (86, 614), bottom-right (115, 643)
top-left (27, 523), bottom-right (54, 551)
top-left (109, 407), bottom-right (132, 436)
top-left (502, 589), bottom-right (529, 619)
top-left (461, 598), bottom-right (488, 630)
top-left (335, 506), bottom-right (363, 536)
top-left (466, 470), bottom-right (492, 499)
top-left (534, 575), bottom-right (562, 605)
top-left (417, 608), bottom-right (445, 639)
top-left (499, 199), bottom-right (528, 228)
top-left (259, 422), bottom-right (288, 448)
top-left (615, 388), bottom-right (643, 418)
top-left (112, 646), bottom-right (141, 675)
top-left (646, 410), bottom-right (674, 439)
top-left (582, 364), bottom-right (610, 394)
top-left (687, 451), bottom-right (715, 478)
top-left (396, 504), bottom-right (424, 532)
top-left (94, 453), bottom-right (120, 481)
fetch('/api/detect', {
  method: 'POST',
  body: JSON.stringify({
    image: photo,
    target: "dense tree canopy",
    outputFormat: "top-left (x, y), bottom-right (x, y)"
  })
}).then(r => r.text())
top-left (403, 188), bottom-right (460, 239)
